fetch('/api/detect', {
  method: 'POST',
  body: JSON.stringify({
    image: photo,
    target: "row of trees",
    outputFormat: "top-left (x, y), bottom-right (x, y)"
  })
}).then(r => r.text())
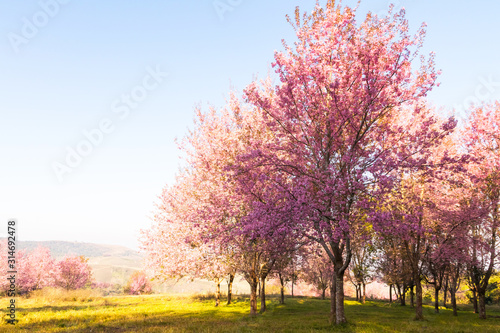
top-left (141, 1), bottom-right (499, 325)
top-left (0, 245), bottom-right (93, 294)
top-left (0, 243), bottom-right (153, 296)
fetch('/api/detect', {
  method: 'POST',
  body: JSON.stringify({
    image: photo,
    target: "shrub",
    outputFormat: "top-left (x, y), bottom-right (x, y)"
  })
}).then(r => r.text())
top-left (55, 256), bottom-right (93, 290)
top-left (124, 271), bottom-right (152, 295)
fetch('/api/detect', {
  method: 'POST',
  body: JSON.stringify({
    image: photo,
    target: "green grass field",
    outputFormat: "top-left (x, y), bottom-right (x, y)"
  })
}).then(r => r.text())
top-left (2, 293), bottom-right (500, 332)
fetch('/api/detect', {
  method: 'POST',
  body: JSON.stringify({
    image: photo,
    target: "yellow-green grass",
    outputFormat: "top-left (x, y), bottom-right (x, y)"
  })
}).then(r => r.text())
top-left (2, 293), bottom-right (500, 332)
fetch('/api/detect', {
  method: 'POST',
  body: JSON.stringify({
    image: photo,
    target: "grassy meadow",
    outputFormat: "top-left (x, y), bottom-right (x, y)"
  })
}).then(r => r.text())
top-left (2, 291), bottom-right (500, 332)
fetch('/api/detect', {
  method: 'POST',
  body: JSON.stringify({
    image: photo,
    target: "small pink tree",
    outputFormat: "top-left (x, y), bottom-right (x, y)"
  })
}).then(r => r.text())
top-left (0, 240), bottom-right (12, 294)
top-left (302, 247), bottom-right (334, 300)
top-left (126, 271), bottom-right (152, 295)
top-left (16, 246), bottom-right (56, 294)
top-left (55, 256), bottom-right (93, 290)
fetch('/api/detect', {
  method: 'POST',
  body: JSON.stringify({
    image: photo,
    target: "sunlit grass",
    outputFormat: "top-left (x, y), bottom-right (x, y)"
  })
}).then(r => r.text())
top-left (1, 293), bottom-right (500, 332)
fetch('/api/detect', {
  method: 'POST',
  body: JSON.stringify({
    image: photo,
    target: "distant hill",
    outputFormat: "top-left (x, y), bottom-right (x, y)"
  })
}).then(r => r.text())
top-left (15, 240), bottom-right (141, 259)
top-left (9, 240), bottom-right (145, 285)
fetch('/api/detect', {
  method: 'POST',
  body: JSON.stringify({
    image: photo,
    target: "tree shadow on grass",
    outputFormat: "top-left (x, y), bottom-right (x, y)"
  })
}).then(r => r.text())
top-left (17, 311), bottom-right (258, 333)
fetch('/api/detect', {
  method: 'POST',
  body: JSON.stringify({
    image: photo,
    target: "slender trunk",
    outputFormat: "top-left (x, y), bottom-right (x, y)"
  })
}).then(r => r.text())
top-left (258, 260), bottom-right (274, 314)
top-left (443, 278), bottom-right (448, 308)
top-left (410, 285), bottom-right (414, 307)
top-left (450, 288), bottom-right (458, 316)
top-left (215, 281), bottom-right (221, 307)
top-left (329, 277), bottom-right (336, 324)
top-left (249, 277), bottom-right (258, 316)
top-left (434, 286), bottom-right (439, 313)
top-left (414, 278), bottom-right (424, 320)
top-left (362, 283), bottom-right (366, 304)
top-left (355, 285), bottom-right (359, 302)
top-left (478, 292), bottom-right (487, 319)
top-left (400, 287), bottom-right (406, 306)
top-left (389, 284), bottom-right (393, 303)
top-left (259, 277), bottom-right (266, 314)
top-left (258, 279), bottom-right (261, 297)
top-left (322, 288), bottom-right (326, 300)
top-left (450, 266), bottom-right (460, 316)
top-left (227, 274), bottom-right (234, 305)
top-left (472, 289), bottom-right (478, 314)
top-left (291, 279), bottom-right (294, 297)
top-left (279, 273), bottom-right (285, 304)
top-left (335, 272), bottom-right (347, 324)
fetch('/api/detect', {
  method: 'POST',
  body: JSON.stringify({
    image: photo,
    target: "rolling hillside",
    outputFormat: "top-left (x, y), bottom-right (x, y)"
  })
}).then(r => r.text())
top-left (16, 240), bottom-right (140, 259)
top-left (15, 240), bottom-right (144, 285)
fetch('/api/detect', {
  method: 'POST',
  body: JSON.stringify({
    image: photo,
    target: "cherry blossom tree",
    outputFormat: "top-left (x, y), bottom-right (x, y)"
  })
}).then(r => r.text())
top-left (140, 179), bottom-right (202, 281)
top-left (241, 1), bottom-right (452, 324)
top-left (55, 255), bottom-right (93, 290)
top-left (17, 246), bottom-right (56, 294)
top-left (125, 271), bottom-right (152, 295)
top-left (462, 101), bottom-right (500, 319)
top-left (302, 247), bottom-right (334, 300)
top-left (373, 125), bottom-right (473, 319)
top-left (348, 226), bottom-right (376, 304)
top-left (375, 231), bottom-right (414, 305)
top-left (271, 245), bottom-right (304, 304)
top-left (420, 182), bottom-right (472, 315)
top-left (141, 94), bottom-right (281, 312)
top-left (140, 173), bottom-right (232, 306)
top-left (0, 240), bottom-right (12, 294)
top-left (183, 93), bottom-right (309, 314)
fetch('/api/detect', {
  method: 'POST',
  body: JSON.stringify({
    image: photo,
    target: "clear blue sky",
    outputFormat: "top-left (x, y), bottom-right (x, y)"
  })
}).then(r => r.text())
top-left (1, 0), bottom-right (499, 250)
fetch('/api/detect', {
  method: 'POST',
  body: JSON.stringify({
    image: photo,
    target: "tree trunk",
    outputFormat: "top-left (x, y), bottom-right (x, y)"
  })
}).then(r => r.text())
top-left (450, 288), bottom-right (458, 316)
top-left (325, 239), bottom-right (351, 326)
top-left (362, 283), bottom-right (366, 304)
top-left (329, 278), bottom-right (336, 324)
top-left (478, 291), bottom-right (487, 319)
top-left (279, 273), bottom-right (285, 304)
top-left (434, 286), bottom-right (440, 313)
top-left (227, 274), bottom-right (234, 305)
top-left (259, 277), bottom-right (266, 313)
top-left (449, 266), bottom-right (460, 316)
top-left (280, 285), bottom-right (285, 304)
top-left (396, 284), bottom-right (401, 302)
top-left (258, 279), bottom-right (261, 297)
top-left (355, 285), bottom-right (359, 302)
top-left (414, 277), bottom-right (424, 320)
top-left (400, 288), bottom-right (406, 306)
top-left (443, 278), bottom-right (448, 308)
top-left (472, 289), bottom-right (478, 314)
top-left (335, 272), bottom-right (347, 324)
top-left (249, 277), bottom-right (258, 316)
top-left (322, 288), bottom-right (326, 300)
top-left (389, 284), bottom-right (393, 303)
top-left (410, 285), bottom-right (414, 307)
top-left (215, 281), bottom-right (221, 307)
top-left (291, 279), bottom-right (294, 297)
